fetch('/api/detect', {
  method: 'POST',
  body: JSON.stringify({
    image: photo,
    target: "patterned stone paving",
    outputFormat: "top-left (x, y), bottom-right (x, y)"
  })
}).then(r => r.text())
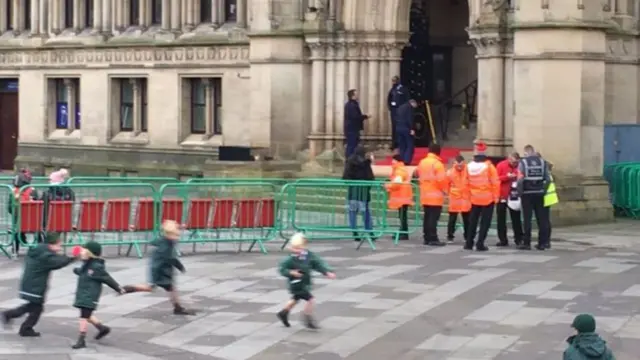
top-left (0, 232), bottom-right (639, 360)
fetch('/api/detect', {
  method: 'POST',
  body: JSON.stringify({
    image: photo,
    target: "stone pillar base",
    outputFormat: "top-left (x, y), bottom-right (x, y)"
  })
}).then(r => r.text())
top-left (552, 175), bottom-right (613, 226)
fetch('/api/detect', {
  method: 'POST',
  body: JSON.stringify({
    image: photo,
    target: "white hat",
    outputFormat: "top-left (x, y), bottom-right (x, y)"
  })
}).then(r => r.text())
top-left (289, 233), bottom-right (307, 248)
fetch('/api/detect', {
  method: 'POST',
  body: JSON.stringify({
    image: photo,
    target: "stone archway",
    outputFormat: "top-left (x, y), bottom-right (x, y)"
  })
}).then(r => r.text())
top-left (305, 0), bottom-right (512, 157)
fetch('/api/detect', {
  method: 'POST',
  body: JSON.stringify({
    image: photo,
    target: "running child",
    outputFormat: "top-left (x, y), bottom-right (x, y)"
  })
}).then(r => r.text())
top-left (71, 241), bottom-right (124, 349)
top-left (121, 220), bottom-right (195, 315)
top-left (2, 232), bottom-right (77, 337)
top-left (277, 233), bottom-right (336, 329)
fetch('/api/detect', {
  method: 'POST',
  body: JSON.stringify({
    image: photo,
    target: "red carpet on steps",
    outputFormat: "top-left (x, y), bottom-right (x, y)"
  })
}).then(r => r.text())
top-left (375, 147), bottom-right (472, 166)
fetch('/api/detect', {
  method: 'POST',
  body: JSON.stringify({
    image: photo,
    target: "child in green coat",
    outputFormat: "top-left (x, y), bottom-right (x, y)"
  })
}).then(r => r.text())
top-left (71, 241), bottom-right (124, 350)
top-left (277, 233), bottom-right (335, 329)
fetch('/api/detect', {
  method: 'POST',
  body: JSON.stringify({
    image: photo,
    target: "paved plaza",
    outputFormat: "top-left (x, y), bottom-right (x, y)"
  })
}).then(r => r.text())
top-left (0, 222), bottom-right (640, 359)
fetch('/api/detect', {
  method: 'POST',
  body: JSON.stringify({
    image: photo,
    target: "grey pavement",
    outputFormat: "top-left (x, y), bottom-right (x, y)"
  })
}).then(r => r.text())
top-left (0, 224), bottom-right (639, 359)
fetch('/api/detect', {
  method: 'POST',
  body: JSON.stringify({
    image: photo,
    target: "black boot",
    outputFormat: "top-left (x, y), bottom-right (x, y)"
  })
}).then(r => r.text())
top-left (94, 323), bottom-right (111, 340)
top-left (2, 311), bottom-right (12, 329)
top-left (173, 304), bottom-right (196, 315)
top-left (71, 334), bottom-right (86, 349)
top-left (304, 314), bottom-right (319, 330)
top-left (276, 309), bottom-right (290, 327)
top-left (517, 243), bottom-right (532, 250)
top-left (122, 285), bottom-right (138, 294)
top-left (353, 232), bottom-right (361, 242)
top-left (18, 328), bottom-right (41, 337)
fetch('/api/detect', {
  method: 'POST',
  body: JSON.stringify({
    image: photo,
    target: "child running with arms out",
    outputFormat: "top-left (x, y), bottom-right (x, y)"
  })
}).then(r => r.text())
top-left (71, 241), bottom-right (124, 349)
top-left (121, 220), bottom-right (195, 315)
top-left (277, 233), bottom-right (336, 329)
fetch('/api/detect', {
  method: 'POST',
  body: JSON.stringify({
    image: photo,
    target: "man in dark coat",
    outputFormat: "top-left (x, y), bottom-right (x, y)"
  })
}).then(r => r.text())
top-left (342, 146), bottom-right (375, 242)
top-left (2, 232), bottom-right (77, 337)
top-left (344, 89), bottom-right (369, 158)
top-left (396, 99), bottom-right (418, 165)
top-left (387, 76), bottom-right (409, 150)
top-left (122, 220), bottom-right (195, 315)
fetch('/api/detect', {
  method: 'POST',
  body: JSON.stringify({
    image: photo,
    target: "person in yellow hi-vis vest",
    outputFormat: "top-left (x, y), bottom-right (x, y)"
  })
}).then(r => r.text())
top-left (385, 154), bottom-right (414, 241)
top-left (542, 159), bottom-right (558, 249)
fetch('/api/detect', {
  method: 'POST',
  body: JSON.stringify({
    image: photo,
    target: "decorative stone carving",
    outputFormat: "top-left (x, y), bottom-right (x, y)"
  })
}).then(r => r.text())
top-left (468, 36), bottom-right (504, 57)
top-left (603, 0), bottom-right (611, 12)
top-left (0, 45), bottom-right (250, 68)
top-left (307, 42), bottom-right (326, 59)
top-left (384, 43), bottom-right (405, 60)
top-left (364, 42), bottom-right (384, 59)
top-left (346, 42), bottom-right (361, 59)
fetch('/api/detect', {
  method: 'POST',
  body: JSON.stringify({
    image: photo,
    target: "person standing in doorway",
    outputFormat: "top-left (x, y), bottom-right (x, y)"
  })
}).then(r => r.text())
top-left (385, 154), bottom-right (414, 240)
top-left (542, 156), bottom-right (558, 249)
top-left (415, 144), bottom-right (447, 246)
top-left (342, 146), bottom-right (375, 242)
top-left (517, 145), bottom-right (550, 251)
top-left (495, 152), bottom-right (523, 247)
top-left (396, 99), bottom-right (418, 165)
top-left (387, 76), bottom-right (409, 151)
top-left (344, 89), bottom-right (369, 158)
top-left (446, 155), bottom-right (471, 242)
top-left (464, 141), bottom-right (500, 251)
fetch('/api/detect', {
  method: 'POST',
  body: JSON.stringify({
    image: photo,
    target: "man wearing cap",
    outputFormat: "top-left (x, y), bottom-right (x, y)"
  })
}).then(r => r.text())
top-left (564, 314), bottom-right (615, 360)
top-left (465, 141), bottom-right (500, 251)
top-left (517, 145), bottom-right (551, 251)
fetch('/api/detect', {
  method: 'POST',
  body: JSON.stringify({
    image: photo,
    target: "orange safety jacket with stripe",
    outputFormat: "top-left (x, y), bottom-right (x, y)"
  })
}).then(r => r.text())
top-left (466, 160), bottom-right (500, 206)
top-left (385, 162), bottom-right (414, 210)
top-left (446, 165), bottom-right (471, 213)
top-left (416, 153), bottom-right (447, 206)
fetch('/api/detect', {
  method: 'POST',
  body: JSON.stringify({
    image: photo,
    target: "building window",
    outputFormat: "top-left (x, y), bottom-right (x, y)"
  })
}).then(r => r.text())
top-left (24, 0), bottom-right (31, 30)
top-left (55, 79), bottom-right (80, 130)
top-left (6, 1), bottom-right (12, 30)
top-left (130, 0), bottom-right (140, 25)
top-left (200, 0), bottom-right (212, 23)
top-left (151, 0), bottom-right (162, 25)
top-left (224, 0), bottom-right (237, 22)
top-left (85, 0), bottom-right (94, 27)
top-left (115, 78), bottom-right (148, 133)
top-left (189, 78), bottom-right (222, 136)
top-left (64, 0), bottom-right (74, 28)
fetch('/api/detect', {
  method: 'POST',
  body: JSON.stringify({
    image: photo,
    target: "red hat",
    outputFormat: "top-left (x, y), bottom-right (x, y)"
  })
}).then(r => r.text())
top-left (474, 141), bottom-right (487, 156)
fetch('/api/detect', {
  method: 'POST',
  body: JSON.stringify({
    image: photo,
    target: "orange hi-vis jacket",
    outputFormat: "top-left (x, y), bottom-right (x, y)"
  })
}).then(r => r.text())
top-left (385, 162), bottom-right (415, 210)
top-left (466, 160), bottom-right (500, 206)
top-left (447, 165), bottom-right (471, 213)
top-left (416, 153), bottom-right (447, 206)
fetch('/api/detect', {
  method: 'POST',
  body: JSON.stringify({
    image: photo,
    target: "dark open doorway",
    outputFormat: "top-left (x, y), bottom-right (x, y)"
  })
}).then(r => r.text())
top-left (0, 79), bottom-right (19, 170)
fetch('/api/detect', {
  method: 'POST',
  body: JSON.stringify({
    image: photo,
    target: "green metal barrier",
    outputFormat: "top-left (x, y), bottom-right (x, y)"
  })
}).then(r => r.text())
top-left (605, 163), bottom-right (640, 218)
top-left (0, 184), bottom-right (14, 258)
top-left (158, 182), bottom-right (280, 254)
top-left (0, 176), bottom-right (50, 185)
top-left (68, 176), bottom-right (178, 190)
top-left (14, 183), bottom-right (157, 258)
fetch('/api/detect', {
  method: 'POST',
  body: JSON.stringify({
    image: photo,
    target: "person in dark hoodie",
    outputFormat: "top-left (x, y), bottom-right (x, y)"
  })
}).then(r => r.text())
top-left (71, 241), bottom-right (124, 349)
top-left (342, 146), bottom-right (375, 242)
top-left (395, 99), bottom-right (418, 165)
top-left (344, 89), bottom-right (369, 158)
top-left (2, 232), bottom-right (77, 337)
top-left (121, 220), bottom-right (195, 315)
top-left (7, 169), bottom-right (39, 256)
top-left (564, 314), bottom-right (615, 360)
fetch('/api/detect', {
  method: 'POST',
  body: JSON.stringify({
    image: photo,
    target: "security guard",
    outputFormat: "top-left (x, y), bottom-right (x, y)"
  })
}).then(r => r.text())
top-left (542, 160), bottom-right (558, 249)
top-left (415, 143), bottom-right (447, 246)
top-left (517, 145), bottom-right (551, 251)
top-left (385, 154), bottom-right (414, 240)
top-left (387, 76), bottom-right (409, 150)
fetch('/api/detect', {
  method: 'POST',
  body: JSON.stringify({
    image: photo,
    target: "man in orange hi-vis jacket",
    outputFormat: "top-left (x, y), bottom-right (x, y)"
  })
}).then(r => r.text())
top-left (446, 155), bottom-right (471, 242)
top-left (414, 144), bottom-right (447, 246)
top-left (385, 154), bottom-right (414, 241)
top-left (464, 141), bottom-right (500, 251)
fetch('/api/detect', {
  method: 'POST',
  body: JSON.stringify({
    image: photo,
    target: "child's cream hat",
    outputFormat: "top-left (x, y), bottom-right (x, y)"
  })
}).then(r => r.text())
top-left (162, 220), bottom-right (180, 236)
top-left (289, 232), bottom-right (307, 248)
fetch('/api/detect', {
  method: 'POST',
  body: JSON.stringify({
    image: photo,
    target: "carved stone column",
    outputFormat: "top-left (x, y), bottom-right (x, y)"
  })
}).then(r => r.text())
top-left (50, 0), bottom-right (59, 33)
top-left (358, 51), bottom-right (368, 128)
top-left (347, 43), bottom-right (360, 91)
top-left (113, 0), bottom-right (122, 29)
top-left (30, 0), bottom-right (39, 35)
top-left (170, 0), bottom-right (181, 31)
top-left (309, 42), bottom-right (327, 157)
top-left (2, 0), bottom-right (12, 32)
top-left (73, 0), bottom-right (82, 31)
top-left (612, 0), bottom-right (635, 28)
top-left (211, 0), bottom-right (219, 26)
top-left (333, 43), bottom-right (347, 140)
top-left (180, 0), bottom-right (188, 28)
top-left (161, 0), bottom-right (171, 30)
top-left (378, 49), bottom-right (390, 138)
top-left (324, 44), bottom-right (336, 150)
top-left (469, 35), bottom-right (506, 156)
top-left (203, 79), bottom-right (214, 135)
top-left (140, 0), bottom-right (150, 27)
top-left (38, 0), bottom-right (46, 34)
top-left (131, 79), bottom-right (142, 134)
top-left (366, 43), bottom-right (381, 135)
top-left (102, 0), bottom-right (111, 33)
top-left (185, 0), bottom-right (194, 29)
top-left (93, 0), bottom-right (102, 31)
top-left (11, 0), bottom-right (21, 32)
top-left (237, 0), bottom-right (246, 27)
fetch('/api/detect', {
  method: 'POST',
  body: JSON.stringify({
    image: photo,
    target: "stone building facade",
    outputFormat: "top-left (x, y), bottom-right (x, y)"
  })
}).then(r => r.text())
top-left (0, 0), bottom-right (624, 223)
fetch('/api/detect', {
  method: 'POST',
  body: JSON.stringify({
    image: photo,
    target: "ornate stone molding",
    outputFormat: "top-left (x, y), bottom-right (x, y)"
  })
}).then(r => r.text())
top-left (468, 36), bottom-right (505, 57)
top-left (0, 45), bottom-right (250, 68)
top-left (307, 42), bottom-right (326, 60)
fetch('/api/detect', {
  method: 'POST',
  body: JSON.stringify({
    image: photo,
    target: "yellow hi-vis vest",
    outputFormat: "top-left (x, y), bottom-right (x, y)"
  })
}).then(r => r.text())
top-left (544, 175), bottom-right (559, 207)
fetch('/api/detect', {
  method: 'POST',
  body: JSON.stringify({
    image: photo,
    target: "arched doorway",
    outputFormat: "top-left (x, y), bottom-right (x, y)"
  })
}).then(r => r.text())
top-left (400, 0), bottom-right (476, 146)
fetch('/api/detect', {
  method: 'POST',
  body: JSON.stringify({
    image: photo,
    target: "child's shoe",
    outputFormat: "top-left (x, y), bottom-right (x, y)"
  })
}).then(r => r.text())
top-left (304, 314), bottom-right (319, 330)
top-left (71, 334), bottom-right (86, 349)
top-left (277, 310), bottom-right (290, 327)
top-left (18, 328), bottom-right (41, 337)
top-left (94, 324), bottom-right (111, 340)
top-left (173, 305), bottom-right (196, 315)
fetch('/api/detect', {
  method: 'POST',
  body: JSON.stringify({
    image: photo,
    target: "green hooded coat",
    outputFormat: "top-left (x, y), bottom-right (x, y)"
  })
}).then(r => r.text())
top-left (563, 333), bottom-right (615, 360)
top-left (149, 237), bottom-right (185, 287)
top-left (278, 251), bottom-right (331, 295)
top-left (19, 244), bottom-right (75, 304)
top-left (73, 258), bottom-right (121, 310)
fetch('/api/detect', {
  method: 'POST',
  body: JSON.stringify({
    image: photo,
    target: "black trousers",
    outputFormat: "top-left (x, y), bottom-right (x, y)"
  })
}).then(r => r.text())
top-left (4, 302), bottom-right (44, 332)
top-left (422, 205), bottom-right (442, 243)
top-left (496, 202), bottom-right (523, 245)
top-left (466, 204), bottom-right (494, 247)
top-left (398, 205), bottom-right (409, 233)
top-left (541, 205), bottom-right (552, 244)
top-left (447, 212), bottom-right (469, 239)
top-left (13, 232), bottom-right (26, 254)
top-left (521, 194), bottom-right (549, 246)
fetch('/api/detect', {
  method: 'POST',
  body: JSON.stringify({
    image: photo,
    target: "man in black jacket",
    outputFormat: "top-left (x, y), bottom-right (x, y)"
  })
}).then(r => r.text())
top-left (396, 99), bottom-right (417, 165)
top-left (343, 146), bottom-right (375, 241)
top-left (344, 89), bottom-right (369, 158)
top-left (387, 76), bottom-right (409, 150)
